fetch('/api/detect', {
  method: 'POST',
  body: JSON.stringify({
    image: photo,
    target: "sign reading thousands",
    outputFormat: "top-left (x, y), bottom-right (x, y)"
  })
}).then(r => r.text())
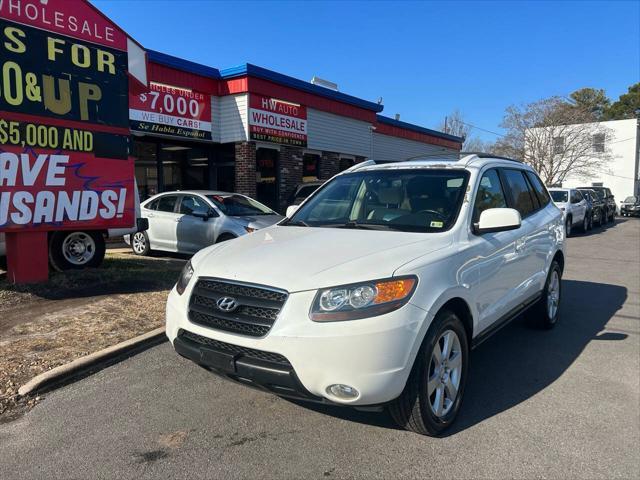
top-left (129, 83), bottom-right (212, 141)
top-left (249, 94), bottom-right (307, 147)
top-left (0, 0), bottom-right (135, 233)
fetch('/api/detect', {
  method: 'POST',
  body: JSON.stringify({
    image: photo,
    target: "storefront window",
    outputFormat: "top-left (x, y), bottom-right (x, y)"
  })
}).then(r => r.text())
top-left (133, 141), bottom-right (159, 201)
top-left (256, 147), bottom-right (279, 211)
top-left (303, 153), bottom-right (320, 182)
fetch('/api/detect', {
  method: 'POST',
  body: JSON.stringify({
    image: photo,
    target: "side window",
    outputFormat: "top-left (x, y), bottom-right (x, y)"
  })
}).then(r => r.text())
top-left (179, 195), bottom-right (207, 215)
top-left (502, 169), bottom-right (536, 217)
top-left (145, 199), bottom-right (159, 211)
top-left (525, 171), bottom-right (550, 207)
top-left (575, 190), bottom-right (584, 202)
top-left (473, 169), bottom-right (507, 222)
top-left (156, 195), bottom-right (178, 213)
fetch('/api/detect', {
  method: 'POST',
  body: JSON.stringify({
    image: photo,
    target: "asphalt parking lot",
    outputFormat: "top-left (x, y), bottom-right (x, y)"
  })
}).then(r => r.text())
top-left (1, 219), bottom-right (638, 479)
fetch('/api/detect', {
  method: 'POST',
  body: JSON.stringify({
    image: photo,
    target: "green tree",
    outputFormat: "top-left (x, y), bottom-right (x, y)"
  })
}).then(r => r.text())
top-left (568, 88), bottom-right (610, 121)
top-left (603, 83), bottom-right (640, 120)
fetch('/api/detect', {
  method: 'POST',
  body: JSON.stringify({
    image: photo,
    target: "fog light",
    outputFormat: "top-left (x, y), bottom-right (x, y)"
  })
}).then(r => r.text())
top-left (326, 384), bottom-right (359, 399)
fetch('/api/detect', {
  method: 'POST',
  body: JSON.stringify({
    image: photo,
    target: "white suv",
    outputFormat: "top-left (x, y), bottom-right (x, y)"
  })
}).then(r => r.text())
top-left (548, 187), bottom-right (588, 236)
top-left (166, 154), bottom-right (565, 436)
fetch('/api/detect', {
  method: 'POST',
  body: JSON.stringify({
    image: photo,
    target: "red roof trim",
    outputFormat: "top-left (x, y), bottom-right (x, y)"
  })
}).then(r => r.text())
top-left (375, 123), bottom-right (463, 150)
top-left (148, 62), bottom-right (217, 93)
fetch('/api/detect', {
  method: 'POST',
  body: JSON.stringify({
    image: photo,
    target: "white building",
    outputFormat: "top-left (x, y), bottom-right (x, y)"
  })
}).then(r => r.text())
top-left (528, 118), bottom-right (640, 203)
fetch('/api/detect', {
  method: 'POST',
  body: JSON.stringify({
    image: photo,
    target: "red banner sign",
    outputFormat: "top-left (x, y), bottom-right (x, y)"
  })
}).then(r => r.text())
top-left (249, 94), bottom-right (307, 147)
top-left (129, 82), bottom-right (212, 140)
top-left (0, 1), bottom-right (135, 233)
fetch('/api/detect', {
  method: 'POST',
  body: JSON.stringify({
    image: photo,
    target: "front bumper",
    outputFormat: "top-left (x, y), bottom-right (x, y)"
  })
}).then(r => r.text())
top-left (166, 285), bottom-right (430, 406)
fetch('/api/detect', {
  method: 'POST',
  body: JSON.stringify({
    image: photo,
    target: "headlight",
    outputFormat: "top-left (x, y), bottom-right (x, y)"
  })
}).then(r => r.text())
top-left (310, 276), bottom-right (417, 322)
top-left (176, 260), bottom-right (194, 295)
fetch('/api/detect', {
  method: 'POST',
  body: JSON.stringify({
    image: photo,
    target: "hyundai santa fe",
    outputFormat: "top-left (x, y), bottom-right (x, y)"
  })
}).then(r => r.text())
top-left (166, 154), bottom-right (565, 436)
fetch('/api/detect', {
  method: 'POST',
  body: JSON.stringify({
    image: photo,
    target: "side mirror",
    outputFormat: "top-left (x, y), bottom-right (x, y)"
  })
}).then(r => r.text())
top-left (192, 207), bottom-right (214, 220)
top-left (474, 208), bottom-right (521, 234)
top-left (286, 205), bottom-right (299, 218)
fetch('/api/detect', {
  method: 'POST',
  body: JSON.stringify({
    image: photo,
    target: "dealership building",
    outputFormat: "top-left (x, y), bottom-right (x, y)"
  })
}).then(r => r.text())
top-left (131, 50), bottom-right (463, 211)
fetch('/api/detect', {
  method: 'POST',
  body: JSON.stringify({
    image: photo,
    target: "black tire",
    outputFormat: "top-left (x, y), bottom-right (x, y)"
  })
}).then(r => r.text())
top-left (581, 215), bottom-right (589, 233)
top-left (49, 231), bottom-right (106, 271)
top-left (526, 260), bottom-right (562, 329)
top-left (216, 233), bottom-right (236, 243)
top-left (565, 217), bottom-right (572, 237)
top-left (389, 309), bottom-right (469, 436)
top-left (131, 231), bottom-right (151, 256)
top-left (588, 214), bottom-right (593, 230)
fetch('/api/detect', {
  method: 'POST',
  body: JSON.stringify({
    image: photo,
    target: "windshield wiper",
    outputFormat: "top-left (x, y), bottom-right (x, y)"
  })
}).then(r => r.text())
top-left (284, 219), bottom-right (310, 227)
top-left (330, 221), bottom-right (393, 230)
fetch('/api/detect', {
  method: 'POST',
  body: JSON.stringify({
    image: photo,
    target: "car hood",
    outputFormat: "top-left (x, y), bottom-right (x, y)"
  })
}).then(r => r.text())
top-left (193, 226), bottom-right (452, 292)
top-left (230, 214), bottom-right (284, 230)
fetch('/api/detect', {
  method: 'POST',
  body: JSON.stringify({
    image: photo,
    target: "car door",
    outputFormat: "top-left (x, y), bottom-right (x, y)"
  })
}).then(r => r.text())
top-left (175, 195), bottom-right (217, 254)
top-left (571, 190), bottom-right (586, 223)
top-left (148, 194), bottom-right (180, 251)
top-left (499, 168), bottom-right (542, 303)
top-left (466, 168), bottom-right (527, 334)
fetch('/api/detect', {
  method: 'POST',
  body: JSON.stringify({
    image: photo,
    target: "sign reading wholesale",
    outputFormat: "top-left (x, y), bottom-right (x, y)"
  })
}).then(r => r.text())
top-left (130, 82), bottom-right (212, 140)
top-left (0, 0), bottom-right (134, 231)
top-left (249, 94), bottom-right (307, 147)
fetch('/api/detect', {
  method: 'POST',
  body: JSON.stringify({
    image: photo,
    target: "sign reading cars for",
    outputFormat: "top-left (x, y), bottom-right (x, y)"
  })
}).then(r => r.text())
top-left (129, 83), bottom-right (212, 140)
top-left (0, 0), bottom-right (134, 232)
top-left (249, 94), bottom-right (307, 147)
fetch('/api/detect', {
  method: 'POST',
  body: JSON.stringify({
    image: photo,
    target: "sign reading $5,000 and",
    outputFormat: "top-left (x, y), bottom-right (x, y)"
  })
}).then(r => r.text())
top-left (0, 18), bottom-right (134, 231)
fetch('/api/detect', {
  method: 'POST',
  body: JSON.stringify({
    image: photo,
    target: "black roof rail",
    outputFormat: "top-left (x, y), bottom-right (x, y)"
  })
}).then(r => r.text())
top-left (461, 152), bottom-right (523, 163)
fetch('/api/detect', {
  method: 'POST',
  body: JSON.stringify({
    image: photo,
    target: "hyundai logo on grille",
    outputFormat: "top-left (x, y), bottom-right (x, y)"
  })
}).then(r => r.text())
top-left (216, 296), bottom-right (239, 312)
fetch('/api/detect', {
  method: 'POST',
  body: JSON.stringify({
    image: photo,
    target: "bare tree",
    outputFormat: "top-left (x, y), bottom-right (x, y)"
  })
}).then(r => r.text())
top-left (492, 97), bottom-right (615, 185)
top-left (438, 110), bottom-right (488, 151)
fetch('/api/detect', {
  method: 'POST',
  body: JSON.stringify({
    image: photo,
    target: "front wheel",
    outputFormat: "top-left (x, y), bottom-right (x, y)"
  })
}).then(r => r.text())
top-left (565, 217), bottom-right (572, 237)
top-left (389, 309), bottom-right (469, 436)
top-left (131, 231), bottom-right (150, 256)
top-left (581, 215), bottom-right (589, 232)
top-left (49, 231), bottom-right (106, 271)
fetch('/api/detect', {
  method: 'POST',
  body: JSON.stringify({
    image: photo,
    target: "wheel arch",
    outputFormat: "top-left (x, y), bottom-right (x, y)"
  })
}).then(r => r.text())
top-left (439, 297), bottom-right (474, 342)
top-left (552, 249), bottom-right (565, 274)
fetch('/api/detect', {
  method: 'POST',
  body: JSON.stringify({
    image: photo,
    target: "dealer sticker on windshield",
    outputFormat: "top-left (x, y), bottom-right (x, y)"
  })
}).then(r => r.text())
top-left (430, 221), bottom-right (444, 228)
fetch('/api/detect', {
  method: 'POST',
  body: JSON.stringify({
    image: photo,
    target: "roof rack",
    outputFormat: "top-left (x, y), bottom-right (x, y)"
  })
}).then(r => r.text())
top-left (461, 152), bottom-right (523, 163)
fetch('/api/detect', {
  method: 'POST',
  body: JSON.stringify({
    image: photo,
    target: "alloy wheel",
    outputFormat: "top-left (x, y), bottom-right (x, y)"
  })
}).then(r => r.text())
top-left (132, 232), bottom-right (147, 254)
top-left (427, 329), bottom-right (463, 418)
top-left (547, 269), bottom-right (560, 320)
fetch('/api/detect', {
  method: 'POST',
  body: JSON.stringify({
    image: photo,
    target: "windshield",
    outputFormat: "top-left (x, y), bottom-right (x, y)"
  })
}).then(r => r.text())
top-left (287, 169), bottom-right (469, 232)
top-left (550, 191), bottom-right (568, 203)
top-left (624, 196), bottom-right (637, 203)
top-left (206, 194), bottom-right (275, 216)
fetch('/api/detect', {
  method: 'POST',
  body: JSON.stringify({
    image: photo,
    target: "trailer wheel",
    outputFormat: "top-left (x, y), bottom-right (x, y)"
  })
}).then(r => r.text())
top-left (49, 231), bottom-right (106, 271)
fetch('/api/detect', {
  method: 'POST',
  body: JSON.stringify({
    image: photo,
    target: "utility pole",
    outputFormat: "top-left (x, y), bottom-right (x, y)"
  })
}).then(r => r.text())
top-left (444, 116), bottom-right (448, 134)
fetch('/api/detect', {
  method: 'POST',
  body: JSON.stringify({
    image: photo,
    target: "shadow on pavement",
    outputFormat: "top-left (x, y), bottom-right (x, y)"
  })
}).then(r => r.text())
top-left (288, 279), bottom-right (627, 434)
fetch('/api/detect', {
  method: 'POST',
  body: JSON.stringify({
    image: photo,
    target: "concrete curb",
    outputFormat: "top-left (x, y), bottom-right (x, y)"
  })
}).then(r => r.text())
top-left (18, 327), bottom-right (167, 397)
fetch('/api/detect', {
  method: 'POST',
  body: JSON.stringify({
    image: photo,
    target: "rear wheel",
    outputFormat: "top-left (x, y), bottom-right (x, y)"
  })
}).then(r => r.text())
top-left (526, 260), bottom-right (562, 329)
top-left (389, 309), bottom-right (469, 436)
top-left (49, 231), bottom-right (106, 271)
top-left (581, 215), bottom-right (589, 232)
top-left (565, 217), bottom-right (572, 237)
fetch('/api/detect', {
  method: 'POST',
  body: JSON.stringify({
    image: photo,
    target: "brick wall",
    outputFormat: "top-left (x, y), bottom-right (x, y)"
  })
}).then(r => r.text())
top-left (319, 151), bottom-right (340, 180)
top-left (278, 145), bottom-right (304, 211)
top-left (234, 142), bottom-right (257, 198)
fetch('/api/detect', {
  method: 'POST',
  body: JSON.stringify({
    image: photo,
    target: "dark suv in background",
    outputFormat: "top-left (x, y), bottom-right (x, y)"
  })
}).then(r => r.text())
top-left (578, 188), bottom-right (605, 227)
top-left (580, 186), bottom-right (616, 223)
top-left (620, 196), bottom-right (640, 217)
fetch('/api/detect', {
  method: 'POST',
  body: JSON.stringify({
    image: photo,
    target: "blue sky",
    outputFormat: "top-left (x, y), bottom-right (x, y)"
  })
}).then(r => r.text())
top-left (94, 0), bottom-right (639, 141)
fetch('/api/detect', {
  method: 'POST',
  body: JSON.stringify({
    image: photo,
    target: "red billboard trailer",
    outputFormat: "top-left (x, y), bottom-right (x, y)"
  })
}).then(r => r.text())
top-left (0, 0), bottom-right (145, 283)
top-left (249, 94), bottom-right (307, 147)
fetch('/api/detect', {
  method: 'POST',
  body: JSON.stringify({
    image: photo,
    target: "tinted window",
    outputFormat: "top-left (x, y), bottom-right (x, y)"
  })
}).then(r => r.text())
top-left (571, 190), bottom-right (583, 204)
top-left (145, 199), bottom-right (159, 211)
top-left (550, 190), bottom-right (568, 203)
top-left (525, 172), bottom-right (550, 206)
top-left (502, 169), bottom-right (536, 217)
top-left (473, 169), bottom-right (507, 222)
top-left (156, 195), bottom-right (178, 212)
top-left (179, 195), bottom-right (208, 215)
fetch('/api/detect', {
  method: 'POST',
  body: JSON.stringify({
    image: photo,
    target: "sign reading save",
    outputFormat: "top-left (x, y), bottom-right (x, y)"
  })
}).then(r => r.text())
top-left (249, 94), bottom-right (307, 147)
top-left (0, 0), bottom-right (134, 232)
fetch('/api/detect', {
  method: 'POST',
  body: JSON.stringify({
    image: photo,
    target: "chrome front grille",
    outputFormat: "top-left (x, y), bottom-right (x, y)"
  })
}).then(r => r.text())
top-left (188, 278), bottom-right (287, 337)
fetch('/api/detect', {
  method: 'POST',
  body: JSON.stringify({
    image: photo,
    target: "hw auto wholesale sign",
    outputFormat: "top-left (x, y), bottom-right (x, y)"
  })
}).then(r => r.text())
top-left (0, 0), bottom-right (134, 232)
top-left (249, 94), bottom-right (307, 147)
top-left (130, 82), bottom-right (212, 140)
